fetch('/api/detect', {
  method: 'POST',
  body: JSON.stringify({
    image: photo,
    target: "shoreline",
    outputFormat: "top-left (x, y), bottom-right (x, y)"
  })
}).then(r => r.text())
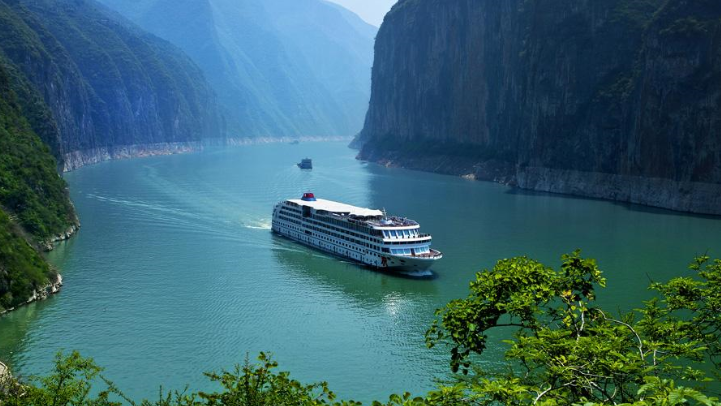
top-left (62, 136), bottom-right (353, 173)
top-left (356, 149), bottom-right (721, 217)
top-left (9, 136), bottom-right (351, 317)
top-left (223, 135), bottom-right (353, 146)
top-left (42, 223), bottom-right (80, 252)
top-left (0, 274), bottom-right (63, 318)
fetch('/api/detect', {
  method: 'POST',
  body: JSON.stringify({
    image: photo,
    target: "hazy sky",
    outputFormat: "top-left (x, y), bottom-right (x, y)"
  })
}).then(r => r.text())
top-left (326, 0), bottom-right (397, 27)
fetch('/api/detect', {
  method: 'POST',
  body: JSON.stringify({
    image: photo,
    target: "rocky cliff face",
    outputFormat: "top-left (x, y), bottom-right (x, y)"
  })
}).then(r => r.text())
top-left (358, 0), bottom-right (721, 215)
top-left (0, 0), bottom-right (225, 311)
top-left (96, 0), bottom-right (376, 138)
top-left (0, 0), bottom-right (221, 170)
top-left (0, 62), bottom-right (74, 312)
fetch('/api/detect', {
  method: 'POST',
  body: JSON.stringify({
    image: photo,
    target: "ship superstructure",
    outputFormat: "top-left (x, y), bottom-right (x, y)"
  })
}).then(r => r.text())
top-left (272, 193), bottom-right (442, 272)
top-left (297, 158), bottom-right (312, 169)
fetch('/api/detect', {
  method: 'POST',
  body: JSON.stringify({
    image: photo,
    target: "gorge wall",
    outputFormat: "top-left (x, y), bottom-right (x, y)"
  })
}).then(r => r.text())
top-left (357, 0), bottom-right (721, 215)
top-left (0, 60), bottom-right (75, 312)
top-left (96, 0), bottom-right (377, 139)
top-left (0, 0), bottom-right (221, 170)
top-left (0, 0), bottom-right (224, 310)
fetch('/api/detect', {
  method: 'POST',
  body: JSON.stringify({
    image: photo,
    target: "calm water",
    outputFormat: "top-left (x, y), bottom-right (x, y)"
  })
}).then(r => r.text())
top-left (1, 142), bottom-right (720, 402)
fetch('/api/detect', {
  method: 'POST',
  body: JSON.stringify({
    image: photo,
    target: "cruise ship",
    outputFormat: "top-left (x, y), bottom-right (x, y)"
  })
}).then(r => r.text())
top-left (272, 193), bottom-right (442, 272)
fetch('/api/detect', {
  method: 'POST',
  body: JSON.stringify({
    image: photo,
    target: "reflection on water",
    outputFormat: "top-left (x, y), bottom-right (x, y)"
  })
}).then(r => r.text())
top-left (0, 300), bottom-right (52, 373)
top-left (0, 142), bottom-right (719, 403)
top-left (271, 235), bottom-right (439, 305)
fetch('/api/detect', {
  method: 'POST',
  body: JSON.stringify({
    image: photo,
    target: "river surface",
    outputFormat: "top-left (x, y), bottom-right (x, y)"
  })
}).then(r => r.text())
top-left (1, 142), bottom-right (720, 402)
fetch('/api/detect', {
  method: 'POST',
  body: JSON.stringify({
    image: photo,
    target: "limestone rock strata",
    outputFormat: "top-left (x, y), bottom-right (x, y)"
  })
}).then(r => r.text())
top-left (358, 0), bottom-right (721, 215)
top-left (62, 142), bottom-right (203, 172)
top-left (41, 224), bottom-right (79, 251)
top-left (0, 0), bottom-right (221, 169)
top-left (0, 274), bottom-right (63, 317)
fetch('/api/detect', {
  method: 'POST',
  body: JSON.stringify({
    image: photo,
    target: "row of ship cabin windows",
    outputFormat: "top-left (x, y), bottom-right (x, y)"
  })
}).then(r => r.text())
top-left (383, 229), bottom-right (419, 239)
top-left (391, 246), bottom-right (431, 256)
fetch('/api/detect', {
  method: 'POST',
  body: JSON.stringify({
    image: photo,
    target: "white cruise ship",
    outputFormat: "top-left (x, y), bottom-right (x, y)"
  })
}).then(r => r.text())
top-left (272, 193), bottom-right (442, 272)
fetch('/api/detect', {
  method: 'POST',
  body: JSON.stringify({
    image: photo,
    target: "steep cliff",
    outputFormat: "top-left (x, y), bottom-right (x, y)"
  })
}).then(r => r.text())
top-left (358, 0), bottom-right (721, 215)
top-left (0, 0), bottom-right (221, 170)
top-left (96, 0), bottom-right (376, 138)
top-left (0, 61), bottom-right (73, 312)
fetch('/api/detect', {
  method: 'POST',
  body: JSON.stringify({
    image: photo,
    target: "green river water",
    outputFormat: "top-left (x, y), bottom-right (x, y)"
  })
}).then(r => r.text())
top-left (1, 142), bottom-right (720, 402)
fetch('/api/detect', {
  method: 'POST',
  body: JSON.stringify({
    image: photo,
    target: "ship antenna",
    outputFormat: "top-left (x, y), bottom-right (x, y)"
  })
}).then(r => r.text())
top-left (382, 208), bottom-right (387, 219)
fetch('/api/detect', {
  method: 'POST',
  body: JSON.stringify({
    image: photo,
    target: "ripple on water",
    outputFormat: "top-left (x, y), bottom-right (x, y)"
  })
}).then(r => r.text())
top-left (2, 142), bottom-right (720, 403)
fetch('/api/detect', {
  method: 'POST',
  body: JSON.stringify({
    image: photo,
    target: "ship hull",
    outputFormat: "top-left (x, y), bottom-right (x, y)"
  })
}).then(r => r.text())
top-left (272, 226), bottom-right (440, 273)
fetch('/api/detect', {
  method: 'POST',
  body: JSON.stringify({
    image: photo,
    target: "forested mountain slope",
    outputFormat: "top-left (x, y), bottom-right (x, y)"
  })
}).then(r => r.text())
top-left (0, 0), bottom-right (225, 311)
top-left (0, 0), bottom-right (221, 170)
top-left (0, 60), bottom-right (75, 312)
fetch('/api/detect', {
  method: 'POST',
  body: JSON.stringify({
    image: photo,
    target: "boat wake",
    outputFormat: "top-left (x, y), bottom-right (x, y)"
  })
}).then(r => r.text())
top-left (395, 269), bottom-right (436, 279)
top-left (241, 219), bottom-right (272, 230)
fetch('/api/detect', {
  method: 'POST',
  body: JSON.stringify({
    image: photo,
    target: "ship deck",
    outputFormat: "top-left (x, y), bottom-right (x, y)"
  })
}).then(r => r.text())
top-left (362, 216), bottom-right (419, 228)
top-left (404, 249), bottom-right (443, 259)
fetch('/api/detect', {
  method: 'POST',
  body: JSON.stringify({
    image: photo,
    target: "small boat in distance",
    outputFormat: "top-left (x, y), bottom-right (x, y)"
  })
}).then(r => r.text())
top-left (290, 140), bottom-right (300, 145)
top-left (272, 192), bottom-right (442, 272)
top-left (297, 158), bottom-right (312, 169)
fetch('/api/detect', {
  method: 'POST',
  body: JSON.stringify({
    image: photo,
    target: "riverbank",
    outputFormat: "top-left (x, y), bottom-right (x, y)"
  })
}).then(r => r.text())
top-left (223, 136), bottom-right (353, 146)
top-left (62, 142), bottom-right (204, 172)
top-left (355, 146), bottom-right (721, 216)
top-left (62, 137), bottom-right (354, 172)
top-left (2, 142), bottom-right (720, 402)
top-left (0, 274), bottom-right (63, 318)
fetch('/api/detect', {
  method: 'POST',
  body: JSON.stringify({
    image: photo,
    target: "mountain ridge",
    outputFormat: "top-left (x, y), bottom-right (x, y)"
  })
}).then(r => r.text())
top-left (96, 0), bottom-right (376, 139)
top-left (0, 0), bottom-right (222, 170)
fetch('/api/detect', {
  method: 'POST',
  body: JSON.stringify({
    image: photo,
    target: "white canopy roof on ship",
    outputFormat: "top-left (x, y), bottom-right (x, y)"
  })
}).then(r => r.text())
top-left (288, 197), bottom-right (383, 217)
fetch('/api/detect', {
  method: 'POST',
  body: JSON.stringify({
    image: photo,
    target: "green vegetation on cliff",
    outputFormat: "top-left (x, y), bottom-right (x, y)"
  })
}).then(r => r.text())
top-left (0, 62), bottom-right (71, 311)
top-left (0, 60), bottom-right (75, 242)
top-left (0, 0), bottom-right (229, 312)
top-left (2, 253), bottom-right (719, 404)
top-left (0, 210), bottom-right (55, 312)
top-left (0, 0), bottom-right (221, 166)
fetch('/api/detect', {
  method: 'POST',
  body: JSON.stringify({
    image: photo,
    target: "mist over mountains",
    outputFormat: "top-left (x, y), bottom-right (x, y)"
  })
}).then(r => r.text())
top-left (97, 0), bottom-right (377, 139)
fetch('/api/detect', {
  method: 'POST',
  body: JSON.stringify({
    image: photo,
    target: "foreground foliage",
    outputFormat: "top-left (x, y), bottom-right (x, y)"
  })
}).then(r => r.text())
top-left (425, 251), bottom-right (721, 405)
top-left (0, 253), bottom-right (719, 405)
